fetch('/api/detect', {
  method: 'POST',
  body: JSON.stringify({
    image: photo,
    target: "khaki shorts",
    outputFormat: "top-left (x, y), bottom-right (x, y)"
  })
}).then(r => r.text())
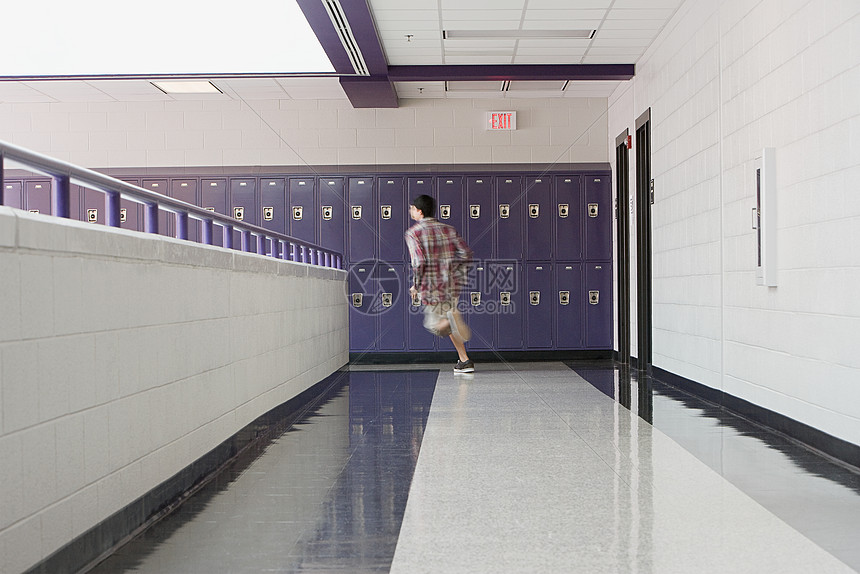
top-left (423, 301), bottom-right (471, 341)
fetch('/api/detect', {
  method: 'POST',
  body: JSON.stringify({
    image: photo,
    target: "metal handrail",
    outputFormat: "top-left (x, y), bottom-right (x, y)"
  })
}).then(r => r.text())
top-left (0, 139), bottom-right (342, 269)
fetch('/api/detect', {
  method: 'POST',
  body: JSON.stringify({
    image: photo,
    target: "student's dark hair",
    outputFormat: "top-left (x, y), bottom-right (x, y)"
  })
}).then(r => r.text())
top-left (412, 194), bottom-right (435, 218)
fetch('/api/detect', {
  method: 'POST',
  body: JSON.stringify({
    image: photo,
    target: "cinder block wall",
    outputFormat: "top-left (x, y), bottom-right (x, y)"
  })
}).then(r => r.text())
top-left (608, 0), bottom-right (860, 446)
top-left (0, 207), bottom-right (348, 573)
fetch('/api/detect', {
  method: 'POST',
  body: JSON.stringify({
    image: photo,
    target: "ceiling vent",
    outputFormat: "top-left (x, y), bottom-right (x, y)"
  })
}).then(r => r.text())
top-left (323, 0), bottom-right (369, 75)
top-left (443, 30), bottom-right (595, 40)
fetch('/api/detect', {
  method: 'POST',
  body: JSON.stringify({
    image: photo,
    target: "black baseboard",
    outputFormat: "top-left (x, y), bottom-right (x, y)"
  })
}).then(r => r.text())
top-left (26, 370), bottom-right (350, 574)
top-left (349, 350), bottom-right (613, 364)
top-left (652, 366), bottom-right (860, 471)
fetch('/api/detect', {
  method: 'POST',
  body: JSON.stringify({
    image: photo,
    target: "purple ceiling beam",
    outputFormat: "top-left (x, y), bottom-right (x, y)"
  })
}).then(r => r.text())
top-left (388, 64), bottom-right (634, 82)
top-left (295, 0), bottom-right (388, 76)
top-left (339, 76), bottom-right (398, 109)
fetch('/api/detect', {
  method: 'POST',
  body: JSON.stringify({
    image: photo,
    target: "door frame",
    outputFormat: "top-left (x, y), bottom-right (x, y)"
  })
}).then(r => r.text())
top-left (635, 109), bottom-right (653, 374)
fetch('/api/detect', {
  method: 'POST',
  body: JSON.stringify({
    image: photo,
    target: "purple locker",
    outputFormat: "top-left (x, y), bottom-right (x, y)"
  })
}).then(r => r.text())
top-left (376, 264), bottom-right (406, 351)
top-left (556, 263), bottom-right (583, 349)
top-left (555, 175), bottom-right (583, 261)
top-left (260, 178), bottom-right (286, 238)
top-left (348, 177), bottom-right (376, 264)
top-left (465, 264), bottom-right (493, 350)
top-left (319, 178), bottom-right (345, 257)
top-left (288, 178), bottom-right (316, 248)
top-left (230, 178), bottom-right (257, 249)
top-left (407, 291), bottom-right (436, 351)
top-left (496, 176), bottom-right (523, 260)
top-left (3, 181), bottom-right (24, 209)
top-left (494, 262), bottom-right (523, 350)
top-left (436, 177), bottom-right (464, 234)
top-left (170, 179), bottom-right (200, 242)
top-left (526, 263), bottom-right (553, 349)
top-left (349, 262), bottom-right (378, 353)
top-left (118, 179), bottom-right (143, 232)
top-left (407, 177), bottom-right (434, 205)
top-left (141, 179), bottom-right (171, 236)
top-left (466, 177), bottom-right (493, 262)
top-left (81, 186), bottom-right (105, 225)
top-left (526, 177), bottom-right (552, 260)
top-left (201, 178), bottom-right (228, 247)
top-left (378, 177), bottom-right (406, 263)
top-left (585, 262), bottom-right (613, 349)
top-left (24, 180), bottom-right (51, 214)
top-left (585, 175), bottom-right (612, 261)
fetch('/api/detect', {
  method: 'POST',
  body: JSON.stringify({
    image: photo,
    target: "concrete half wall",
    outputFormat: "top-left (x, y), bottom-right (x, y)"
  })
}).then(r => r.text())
top-left (0, 206), bottom-right (348, 572)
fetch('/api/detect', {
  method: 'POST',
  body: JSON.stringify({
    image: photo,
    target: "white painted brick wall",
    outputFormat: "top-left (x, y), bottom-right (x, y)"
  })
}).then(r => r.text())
top-left (0, 97), bottom-right (608, 168)
top-left (0, 207), bottom-right (348, 573)
top-left (609, 0), bottom-right (860, 445)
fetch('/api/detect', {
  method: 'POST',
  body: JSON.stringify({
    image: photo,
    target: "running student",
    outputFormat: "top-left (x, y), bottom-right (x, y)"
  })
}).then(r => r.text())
top-left (404, 194), bottom-right (474, 373)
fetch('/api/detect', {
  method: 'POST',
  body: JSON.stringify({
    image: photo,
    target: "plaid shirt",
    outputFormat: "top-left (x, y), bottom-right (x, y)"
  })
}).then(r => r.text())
top-left (405, 218), bottom-right (472, 305)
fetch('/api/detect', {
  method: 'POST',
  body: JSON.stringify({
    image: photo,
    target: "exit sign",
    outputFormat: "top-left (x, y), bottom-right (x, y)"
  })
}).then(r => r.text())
top-left (487, 111), bottom-right (516, 131)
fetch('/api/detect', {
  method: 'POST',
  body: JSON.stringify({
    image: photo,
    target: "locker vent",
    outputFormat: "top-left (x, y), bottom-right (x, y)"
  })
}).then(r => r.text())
top-left (323, 0), bottom-right (370, 76)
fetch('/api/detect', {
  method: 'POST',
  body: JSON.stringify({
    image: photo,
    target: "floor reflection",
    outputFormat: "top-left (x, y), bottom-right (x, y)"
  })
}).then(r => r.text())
top-left (568, 361), bottom-right (860, 570)
top-left (89, 370), bottom-right (437, 574)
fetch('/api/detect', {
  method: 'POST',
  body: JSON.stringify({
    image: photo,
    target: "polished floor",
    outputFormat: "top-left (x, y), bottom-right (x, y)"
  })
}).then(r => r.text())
top-left (88, 363), bottom-right (860, 573)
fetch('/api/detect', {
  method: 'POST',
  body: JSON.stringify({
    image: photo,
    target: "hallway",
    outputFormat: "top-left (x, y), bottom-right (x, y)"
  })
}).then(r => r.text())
top-left (87, 363), bottom-right (860, 573)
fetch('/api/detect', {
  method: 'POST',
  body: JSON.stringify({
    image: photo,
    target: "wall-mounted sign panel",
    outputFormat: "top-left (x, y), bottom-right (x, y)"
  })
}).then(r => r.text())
top-left (487, 111), bottom-right (516, 131)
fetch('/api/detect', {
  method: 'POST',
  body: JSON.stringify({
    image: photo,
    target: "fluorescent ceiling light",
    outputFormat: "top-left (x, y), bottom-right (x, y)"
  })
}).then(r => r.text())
top-left (443, 30), bottom-right (595, 39)
top-left (0, 0), bottom-right (333, 77)
top-left (152, 81), bottom-right (222, 94)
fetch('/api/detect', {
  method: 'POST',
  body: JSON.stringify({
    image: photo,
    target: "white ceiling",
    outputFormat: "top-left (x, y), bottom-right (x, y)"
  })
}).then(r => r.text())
top-left (0, 0), bottom-right (686, 105)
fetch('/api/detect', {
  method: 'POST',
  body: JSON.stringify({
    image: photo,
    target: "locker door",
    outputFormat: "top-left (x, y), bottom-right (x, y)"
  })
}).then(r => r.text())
top-left (556, 176), bottom-right (583, 261)
top-left (556, 263), bottom-right (583, 349)
top-left (496, 176), bottom-right (523, 260)
top-left (585, 262), bottom-right (613, 349)
top-left (407, 290), bottom-right (436, 351)
top-left (436, 176), bottom-right (463, 235)
top-left (349, 262), bottom-right (378, 353)
top-left (24, 180), bottom-right (51, 214)
top-left (319, 178), bottom-right (345, 258)
top-left (141, 179), bottom-right (171, 236)
top-left (377, 263), bottom-right (407, 351)
top-left (585, 174), bottom-right (612, 261)
top-left (260, 178), bottom-right (287, 236)
top-left (526, 263), bottom-right (553, 349)
top-left (81, 186), bottom-right (105, 225)
top-left (201, 179), bottom-right (228, 246)
top-left (170, 179), bottom-right (199, 242)
top-left (3, 181), bottom-right (23, 209)
top-left (465, 264), bottom-right (493, 350)
top-left (378, 177), bottom-right (406, 263)
top-left (466, 176), bottom-right (493, 262)
top-left (495, 261), bottom-right (523, 350)
top-left (348, 177), bottom-right (376, 264)
top-left (526, 177), bottom-right (552, 260)
top-left (288, 178), bottom-right (316, 246)
top-left (230, 177), bottom-right (257, 225)
top-left (119, 179), bottom-right (143, 232)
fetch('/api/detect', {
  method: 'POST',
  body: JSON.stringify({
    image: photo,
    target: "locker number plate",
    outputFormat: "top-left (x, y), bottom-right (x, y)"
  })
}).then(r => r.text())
top-left (381, 205), bottom-right (392, 220)
top-left (381, 293), bottom-right (393, 307)
top-left (470, 205), bottom-right (480, 219)
top-left (558, 204), bottom-right (569, 218)
top-left (471, 292), bottom-right (481, 306)
top-left (293, 206), bottom-right (303, 220)
top-left (87, 209), bottom-right (98, 223)
top-left (589, 290), bottom-right (599, 305)
top-left (559, 291), bottom-right (570, 305)
top-left (499, 204), bottom-right (510, 218)
top-left (352, 206), bottom-right (362, 220)
top-left (322, 206), bottom-right (333, 220)
top-left (263, 207), bottom-right (274, 221)
top-left (588, 203), bottom-right (599, 218)
top-left (352, 293), bottom-right (363, 308)
top-left (233, 207), bottom-right (245, 220)
top-left (500, 292), bottom-right (511, 305)
top-left (529, 204), bottom-right (539, 218)
top-left (530, 291), bottom-right (540, 305)
top-left (440, 205), bottom-right (451, 219)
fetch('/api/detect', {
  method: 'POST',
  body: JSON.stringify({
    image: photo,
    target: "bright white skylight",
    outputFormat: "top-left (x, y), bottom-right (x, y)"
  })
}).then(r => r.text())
top-left (0, 0), bottom-right (334, 76)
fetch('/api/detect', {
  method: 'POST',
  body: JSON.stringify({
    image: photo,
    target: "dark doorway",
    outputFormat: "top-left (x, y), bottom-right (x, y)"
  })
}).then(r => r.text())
top-left (615, 130), bottom-right (631, 365)
top-left (635, 109), bottom-right (652, 374)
